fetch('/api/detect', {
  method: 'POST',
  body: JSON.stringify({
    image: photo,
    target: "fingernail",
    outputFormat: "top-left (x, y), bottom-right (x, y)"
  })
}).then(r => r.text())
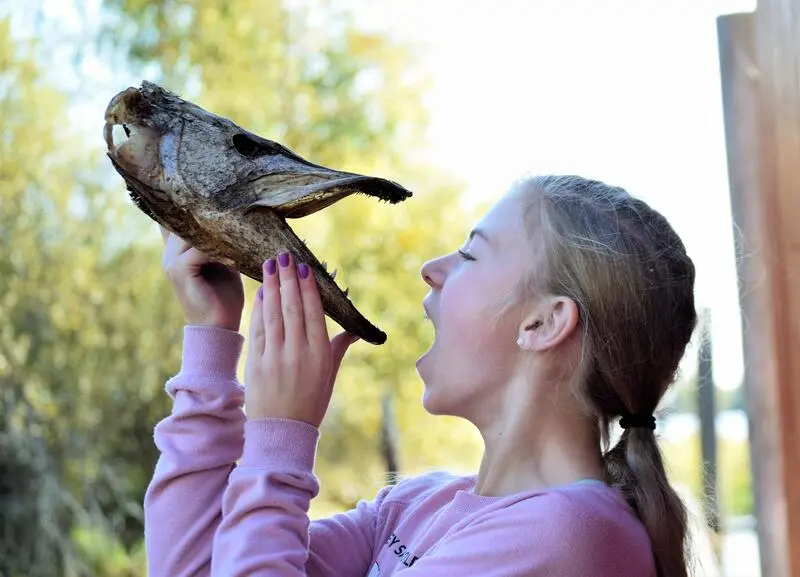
top-left (257, 286), bottom-right (264, 300)
top-left (298, 263), bottom-right (309, 279)
top-left (265, 258), bottom-right (276, 275)
top-left (278, 252), bottom-right (290, 267)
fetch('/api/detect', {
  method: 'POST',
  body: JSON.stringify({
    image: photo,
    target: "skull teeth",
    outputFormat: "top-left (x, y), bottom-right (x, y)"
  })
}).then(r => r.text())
top-left (104, 121), bottom-right (143, 154)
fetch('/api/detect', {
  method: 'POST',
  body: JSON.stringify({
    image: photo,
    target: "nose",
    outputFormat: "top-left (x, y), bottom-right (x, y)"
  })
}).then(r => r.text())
top-left (420, 254), bottom-right (449, 289)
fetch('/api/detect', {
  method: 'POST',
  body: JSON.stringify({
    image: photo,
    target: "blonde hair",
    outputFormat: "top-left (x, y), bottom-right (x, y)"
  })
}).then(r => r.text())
top-left (519, 174), bottom-right (697, 577)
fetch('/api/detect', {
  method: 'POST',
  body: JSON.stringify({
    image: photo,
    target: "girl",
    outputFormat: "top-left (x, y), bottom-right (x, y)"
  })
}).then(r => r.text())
top-left (145, 174), bottom-right (696, 576)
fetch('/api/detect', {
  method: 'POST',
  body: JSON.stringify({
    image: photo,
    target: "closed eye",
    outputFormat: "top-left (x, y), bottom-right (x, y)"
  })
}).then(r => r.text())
top-left (457, 249), bottom-right (476, 261)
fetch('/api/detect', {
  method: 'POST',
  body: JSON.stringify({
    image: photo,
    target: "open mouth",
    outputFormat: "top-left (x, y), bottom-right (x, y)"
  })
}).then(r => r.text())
top-left (103, 84), bottom-right (164, 181)
top-left (104, 122), bottom-right (133, 153)
top-left (103, 121), bottom-right (155, 157)
top-left (103, 118), bottom-right (169, 223)
top-left (103, 117), bottom-right (166, 197)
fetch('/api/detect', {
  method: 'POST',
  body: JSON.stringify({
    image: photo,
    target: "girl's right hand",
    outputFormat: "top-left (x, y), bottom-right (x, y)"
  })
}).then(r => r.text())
top-left (160, 226), bottom-right (245, 333)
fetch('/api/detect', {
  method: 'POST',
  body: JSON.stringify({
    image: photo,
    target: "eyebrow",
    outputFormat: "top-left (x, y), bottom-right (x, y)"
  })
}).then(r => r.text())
top-left (469, 228), bottom-right (491, 244)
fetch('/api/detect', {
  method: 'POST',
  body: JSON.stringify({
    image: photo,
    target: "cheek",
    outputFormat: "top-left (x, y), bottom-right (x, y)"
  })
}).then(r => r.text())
top-left (437, 279), bottom-right (514, 359)
top-left (440, 275), bottom-right (492, 328)
top-left (419, 286), bottom-right (520, 417)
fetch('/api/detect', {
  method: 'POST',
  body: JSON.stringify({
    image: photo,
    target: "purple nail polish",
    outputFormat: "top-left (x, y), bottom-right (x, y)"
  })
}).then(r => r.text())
top-left (265, 258), bottom-right (276, 275)
top-left (256, 286), bottom-right (264, 300)
top-left (298, 263), bottom-right (309, 279)
top-left (278, 252), bottom-right (290, 267)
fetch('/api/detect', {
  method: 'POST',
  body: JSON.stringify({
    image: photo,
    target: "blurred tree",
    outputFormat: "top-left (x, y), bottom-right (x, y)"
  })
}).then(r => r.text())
top-left (0, 9), bottom-right (190, 573)
top-left (2, 0), bottom-right (480, 573)
top-left (1, 15), bottom-right (92, 575)
top-left (98, 0), bottom-right (429, 170)
top-left (97, 0), bottom-right (487, 516)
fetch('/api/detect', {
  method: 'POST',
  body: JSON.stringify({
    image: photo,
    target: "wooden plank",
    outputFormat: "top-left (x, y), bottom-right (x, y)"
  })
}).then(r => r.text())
top-left (716, 15), bottom-right (784, 577)
top-left (717, 5), bottom-right (800, 575)
top-left (754, 2), bottom-right (800, 573)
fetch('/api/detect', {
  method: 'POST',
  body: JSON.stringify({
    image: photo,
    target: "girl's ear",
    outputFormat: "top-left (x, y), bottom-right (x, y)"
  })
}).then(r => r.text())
top-left (516, 296), bottom-right (579, 352)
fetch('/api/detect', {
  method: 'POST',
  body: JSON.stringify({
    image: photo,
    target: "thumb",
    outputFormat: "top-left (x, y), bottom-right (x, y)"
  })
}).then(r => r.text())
top-left (329, 331), bottom-right (359, 379)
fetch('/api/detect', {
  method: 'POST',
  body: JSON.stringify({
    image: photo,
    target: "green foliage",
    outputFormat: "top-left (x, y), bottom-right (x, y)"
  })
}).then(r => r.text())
top-left (1, 17), bottom-right (88, 575)
top-left (1, 12), bottom-right (186, 574)
top-left (71, 523), bottom-right (147, 577)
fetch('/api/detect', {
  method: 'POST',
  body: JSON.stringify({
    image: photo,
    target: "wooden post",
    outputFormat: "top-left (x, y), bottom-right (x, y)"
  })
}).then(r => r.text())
top-left (717, 4), bottom-right (800, 576)
top-left (697, 309), bottom-right (719, 536)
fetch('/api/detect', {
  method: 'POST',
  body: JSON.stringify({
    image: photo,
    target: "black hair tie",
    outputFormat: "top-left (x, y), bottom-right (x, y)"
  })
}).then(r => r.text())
top-left (620, 413), bottom-right (656, 431)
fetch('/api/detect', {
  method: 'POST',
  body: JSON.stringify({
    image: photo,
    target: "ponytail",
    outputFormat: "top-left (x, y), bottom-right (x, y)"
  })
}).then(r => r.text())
top-left (517, 175), bottom-right (698, 576)
top-left (604, 427), bottom-right (691, 577)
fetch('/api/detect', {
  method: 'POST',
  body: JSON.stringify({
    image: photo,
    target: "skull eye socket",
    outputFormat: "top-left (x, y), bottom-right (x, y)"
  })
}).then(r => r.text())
top-left (232, 133), bottom-right (259, 157)
top-left (232, 133), bottom-right (282, 158)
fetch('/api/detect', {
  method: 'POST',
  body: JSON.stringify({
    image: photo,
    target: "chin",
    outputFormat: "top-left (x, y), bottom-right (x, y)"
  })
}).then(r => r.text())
top-left (416, 341), bottom-right (464, 417)
top-left (418, 369), bottom-right (457, 417)
top-left (421, 388), bottom-right (447, 416)
top-left (416, 352), bottom-right (439, 412)
top-left (422, 388), bottom-right (470, 421)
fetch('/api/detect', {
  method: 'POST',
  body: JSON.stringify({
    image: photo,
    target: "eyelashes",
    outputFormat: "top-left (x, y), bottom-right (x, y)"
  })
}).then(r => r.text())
top-left (457, 249), bottom-right (476, 261)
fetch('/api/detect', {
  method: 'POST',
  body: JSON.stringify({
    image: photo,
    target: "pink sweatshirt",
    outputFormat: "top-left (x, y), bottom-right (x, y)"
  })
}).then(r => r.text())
top-left (144, 326), bottom-right (656, 576)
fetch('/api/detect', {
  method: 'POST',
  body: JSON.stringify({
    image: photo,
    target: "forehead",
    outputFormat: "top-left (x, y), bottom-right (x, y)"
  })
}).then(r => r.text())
top-left (471, 190), bottom-right (527, 242)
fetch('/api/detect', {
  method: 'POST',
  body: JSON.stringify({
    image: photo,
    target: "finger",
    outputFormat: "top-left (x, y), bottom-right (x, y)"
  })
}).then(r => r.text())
top-left (250, 285), bottom-right (266, 356)
top-left (261, 257), bottom-right (284, 344)
top-left (277, 252), bottom-right (304, 345)
top-left (162, 233), bottom-right (192, 270)
top-left (326, 331), bottom-right (359, 392)
top-left (297, 263), bottom-right (328, 346)
top-left (159, 225), bottom-right (170, 244)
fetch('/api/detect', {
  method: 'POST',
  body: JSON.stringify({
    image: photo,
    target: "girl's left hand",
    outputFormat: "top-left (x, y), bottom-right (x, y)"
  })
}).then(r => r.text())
top-left (245, 251), bottom-right (359, 427)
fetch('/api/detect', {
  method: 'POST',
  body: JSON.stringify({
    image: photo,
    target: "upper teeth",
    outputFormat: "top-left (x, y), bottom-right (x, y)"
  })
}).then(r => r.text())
top-left (112, 124), bottom-right (133, 149)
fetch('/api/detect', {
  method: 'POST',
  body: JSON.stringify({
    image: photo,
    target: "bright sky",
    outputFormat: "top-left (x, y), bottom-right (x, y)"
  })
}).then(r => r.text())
top-left (26, 0), bottom-right (758, 391)
top-left (352, 0), bottom-right (757, 391)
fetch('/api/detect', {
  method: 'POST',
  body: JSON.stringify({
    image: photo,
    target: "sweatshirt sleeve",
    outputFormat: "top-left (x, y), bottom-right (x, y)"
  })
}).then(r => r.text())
top-left (211, 418), bottom-right (389, 577)
top-left (144, 325), bottom-right (246, 577)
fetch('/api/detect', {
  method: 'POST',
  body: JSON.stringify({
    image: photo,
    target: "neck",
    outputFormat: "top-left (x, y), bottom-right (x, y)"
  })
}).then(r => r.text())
top-left (472, 375), bottom-right (606, 497)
